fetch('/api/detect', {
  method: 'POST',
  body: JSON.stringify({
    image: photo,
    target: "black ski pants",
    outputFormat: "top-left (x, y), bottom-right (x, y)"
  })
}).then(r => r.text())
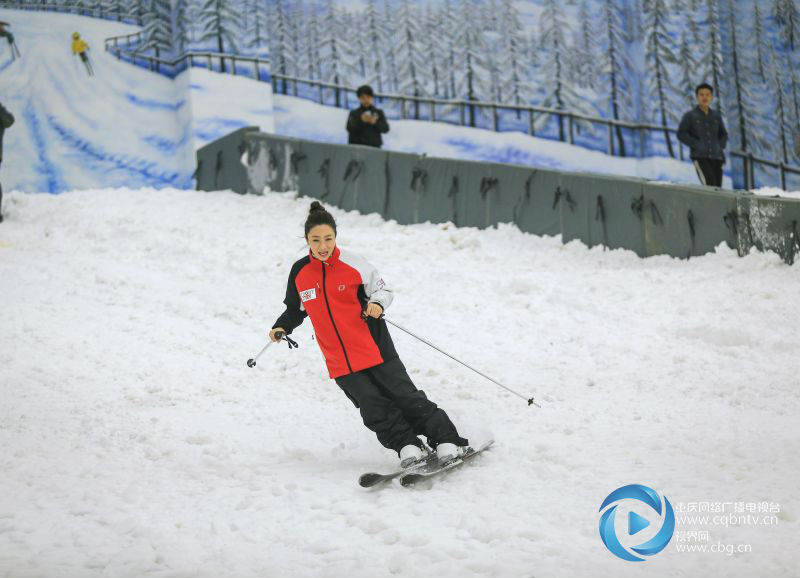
top-left (693, 158), bottom-right (723, 187)
top-left (335, 357), bottom-right (468, 455)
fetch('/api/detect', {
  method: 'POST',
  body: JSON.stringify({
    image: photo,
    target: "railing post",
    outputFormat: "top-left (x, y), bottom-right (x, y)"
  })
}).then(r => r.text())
top-left (679, 140), bottom-right (684, 161)
top-left (254, 60), bottom-right (260, 81)
top-left (430, 99), bottom-right (436, 123)
top-left (780, 163), bottom-right (787, 191)
top-left (207, 54), bottom-right (211, 70)
top-left (460, 103), bottom-right (465, 126)
top-left (492, 105), bottom-right (498, 132)
top-left (568, 114), bottom-right (574, 145)
top-left (231, 57), bottom-right (236, 75)
top-left (608, 123), bottom-right (615, 156)
top-left (746, 152), bottom-right (755, 189)
top-left (318, 83), bottom-right (323, 104)
top-left (528, 109), bottom-right (535, 136)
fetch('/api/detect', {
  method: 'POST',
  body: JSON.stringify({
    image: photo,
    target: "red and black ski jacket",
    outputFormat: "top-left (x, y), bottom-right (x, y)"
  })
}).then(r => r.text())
top-left (273, 247), bottom-right (397, 378)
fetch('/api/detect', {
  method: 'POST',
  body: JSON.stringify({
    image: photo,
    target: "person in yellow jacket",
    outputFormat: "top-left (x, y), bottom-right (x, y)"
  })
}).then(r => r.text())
top-left (71, 32), bottom-right (93, 76)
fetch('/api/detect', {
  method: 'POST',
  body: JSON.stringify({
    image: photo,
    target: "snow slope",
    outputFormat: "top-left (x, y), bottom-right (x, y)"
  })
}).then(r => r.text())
top-left (1, 188), bottom-right (798, 577)
top-left (0, 9), bottom-right (276, 193)
top-left (271, 93), bottom-right (735, 189)
top-left (189, 68), bottom-right (275, 149)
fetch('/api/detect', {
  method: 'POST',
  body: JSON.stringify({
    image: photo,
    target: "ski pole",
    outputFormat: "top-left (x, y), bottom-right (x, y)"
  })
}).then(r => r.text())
top-left (383, 318), bottom-right (541, 408)
top-left (247, 341), bottom-right (273, 368)
top-left (247, 332), bottom-right (299, 367)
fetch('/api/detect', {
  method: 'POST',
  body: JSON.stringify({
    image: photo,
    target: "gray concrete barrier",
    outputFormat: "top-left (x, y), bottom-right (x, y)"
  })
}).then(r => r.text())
top-left (196, 126), bottom-right (260, 194)
top-left (197, 130), bottom-right (800, 265)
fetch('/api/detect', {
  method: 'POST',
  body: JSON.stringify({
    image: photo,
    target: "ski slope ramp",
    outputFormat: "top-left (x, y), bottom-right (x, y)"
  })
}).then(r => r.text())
top-left (0, 188), bottom-right (798, 577)
top-left (0, 8), bottom-right (195, 193)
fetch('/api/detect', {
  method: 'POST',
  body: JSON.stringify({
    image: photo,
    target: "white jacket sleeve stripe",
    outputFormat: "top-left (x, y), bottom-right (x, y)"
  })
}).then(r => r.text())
top-left (339, 249), bottom-right (394, 311)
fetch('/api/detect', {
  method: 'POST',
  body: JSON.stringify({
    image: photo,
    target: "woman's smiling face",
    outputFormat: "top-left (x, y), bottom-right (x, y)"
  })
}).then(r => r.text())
top-left (306, 224), bottom-right (336, 261)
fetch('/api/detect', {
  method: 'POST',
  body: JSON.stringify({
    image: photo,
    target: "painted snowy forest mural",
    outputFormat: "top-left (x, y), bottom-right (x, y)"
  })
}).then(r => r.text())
top-left (3, 0), bottom-right (800, 182)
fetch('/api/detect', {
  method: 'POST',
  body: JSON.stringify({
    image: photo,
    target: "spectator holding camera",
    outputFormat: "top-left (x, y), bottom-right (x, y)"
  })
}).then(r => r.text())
top-left (346, 85), bottom-right (389, 149)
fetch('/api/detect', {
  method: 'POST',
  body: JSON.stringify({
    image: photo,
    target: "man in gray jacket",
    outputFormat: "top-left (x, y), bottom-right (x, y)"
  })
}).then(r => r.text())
top-left (0, 101), bottom-right (14, 223)
top-left (677, 83), bottom-right (728, 187)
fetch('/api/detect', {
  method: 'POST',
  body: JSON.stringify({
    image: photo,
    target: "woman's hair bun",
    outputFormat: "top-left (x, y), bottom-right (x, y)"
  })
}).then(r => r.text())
top-left (304, 201), bottom-right (337, 237)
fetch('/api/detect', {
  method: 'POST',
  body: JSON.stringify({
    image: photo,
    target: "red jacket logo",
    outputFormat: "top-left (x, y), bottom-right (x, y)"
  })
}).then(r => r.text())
top-left (300, 288), bottom-right (317, 302)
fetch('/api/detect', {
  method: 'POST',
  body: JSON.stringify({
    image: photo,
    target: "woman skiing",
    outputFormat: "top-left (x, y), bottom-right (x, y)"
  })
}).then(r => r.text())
top-left (71, 32), bottom-right (93, 76)
top-left (270, 201), bottom-right (469, 468)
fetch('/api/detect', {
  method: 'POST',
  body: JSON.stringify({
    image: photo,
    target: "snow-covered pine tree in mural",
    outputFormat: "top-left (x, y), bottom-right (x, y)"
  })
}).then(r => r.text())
top-left (394, 0), bottom-right (429, 118)
top-left (784, 51), bottom-right (800, 135)
top-left (701, 0), bottom-right (725, 114)
top-left (101, 0), bottom-right (126, 22)
top-left (678, 29), bottom-right (698, 108)
top-left (440, 0), bottom-right (460, 100)
top-left (773, 0), bottom-right (800, 51)
top-left (198, 0), bottom-right (239, 71)
top-left (362, 0), bottom-right (387, 93)
top-left (173, 0), bottom-right (190, 56)
top-left (753, 3), bottom-right (767, 83)
top-left (539, 0), bottom-right (588, 141)
top-left (573, 0), bottom-right (596, 90)
top-left (299, 0), bottom-right (322, 82)
top-left (242, 0), bottom-right (268, 55)
top-left (769, 46), bottom-right (792, 164)
top-left (317, 0), bottom-right (352, 107)
top-left (599, 0), bottom-right (634, 156)
top-left (269, 0), bottom-right (294, 92)
top-left (382, 0), bottom-right (399, 93)
top-left (644, 0), bottom-right (679, 157)
top-left (454, 0), bottom-right (490, 127)
top-left (348, 10), bottom-right (368, 82)
top-left (140, 0), bottom-right (172, 65)
top-left (423, 3), bottom-right (444, 97)
top-left (499, 0), bottom-right (532, 117)
top-left (723, 0), bottom-right (770, 157)
top-left (127, 0), bottom-right (146, 26)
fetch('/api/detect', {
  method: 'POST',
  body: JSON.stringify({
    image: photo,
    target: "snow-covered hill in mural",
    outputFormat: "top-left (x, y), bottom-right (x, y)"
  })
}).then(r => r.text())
top-left (0, 9), bottom-right (195, 193)
top-left (0, 8), bottom-right (277, 193)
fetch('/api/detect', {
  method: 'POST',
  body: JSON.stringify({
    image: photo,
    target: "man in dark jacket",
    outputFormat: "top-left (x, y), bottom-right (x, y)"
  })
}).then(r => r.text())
top-left (0, 101), bottom-right (14, 223)
top-left (677, 83), bottom-right (728, 188)
top-left (346, 85), bottom-right (389, 148)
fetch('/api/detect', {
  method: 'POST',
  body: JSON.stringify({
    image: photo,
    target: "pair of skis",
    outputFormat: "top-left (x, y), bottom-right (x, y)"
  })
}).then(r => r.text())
top-left (358, 440), bottom-right (494, 488)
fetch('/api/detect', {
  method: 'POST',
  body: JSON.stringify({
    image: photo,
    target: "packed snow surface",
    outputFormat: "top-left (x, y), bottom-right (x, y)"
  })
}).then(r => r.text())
top-left (0, 188), bottom-right (798, 577)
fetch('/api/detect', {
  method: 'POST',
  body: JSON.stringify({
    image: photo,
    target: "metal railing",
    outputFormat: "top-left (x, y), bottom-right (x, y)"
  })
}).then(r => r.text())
top-left (105, 40), bottom-right (271, 80)
top-left (269, 72), bottom-right (688, 161)
top-left (5, 0), bottom-right (800, 191)
top-left (0, 1), bottom-right (142, 25)
top-left (731, 150), bottom-right (800, 191)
